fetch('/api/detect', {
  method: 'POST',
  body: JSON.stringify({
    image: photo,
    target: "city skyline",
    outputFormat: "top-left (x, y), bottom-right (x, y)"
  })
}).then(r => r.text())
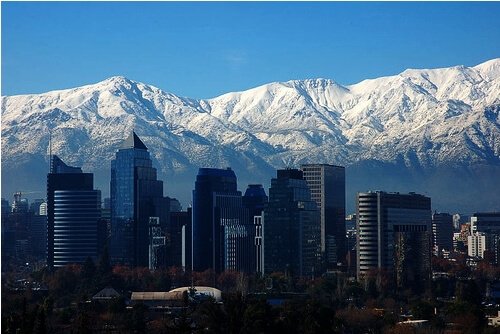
top-left (2, 2), bottom-right (500, 214)
top-left (2, 2), bottom-right (500, 332)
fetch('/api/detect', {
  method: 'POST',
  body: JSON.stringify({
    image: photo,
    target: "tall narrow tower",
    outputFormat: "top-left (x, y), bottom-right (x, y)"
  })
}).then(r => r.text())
top-left (301, 164), bottom-right (346, 267)
top-left (192, 167), bottom-right (241, 273)
top-left (264, 169), bottom-right (321, 277)
top-left (110, 132), bottom-right (168, 267)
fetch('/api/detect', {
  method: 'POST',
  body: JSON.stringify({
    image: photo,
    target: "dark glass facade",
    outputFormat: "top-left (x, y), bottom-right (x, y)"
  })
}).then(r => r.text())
top-left (216, 193), bottom-right (252, 272)
top-left (356, 191), bottom-right (431, 290)
top-left (301, 164), bottom-right (346, 267)
top-left (30, 210), bottom-right (47, 261)
top-left (110, 132), bottom-right (168, 267)
top-left (169, 208), bottom-right (192, 270)
top-left (264, 169), bottom-right (321, 277)
top-left (47, 155), bottom-right (100, 268)
top-left (53, 190), bottom-right (101, 267)
top-left (192, 167), bottom-right (256, 273)
top-left (242, 184), bottom-right (268, 218)
top-left (470, 212), bottom-right (500, 264)
top-left (432, 212), bottom-right (453, 256)
top-left (243, 184), bottom-right (268, 273)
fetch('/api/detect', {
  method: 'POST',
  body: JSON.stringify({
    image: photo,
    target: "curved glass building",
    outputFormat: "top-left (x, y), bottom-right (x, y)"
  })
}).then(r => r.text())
top-left (53, 190), bottom-right (101, 267)
top-left (47, 155), bottom-right (101, 268)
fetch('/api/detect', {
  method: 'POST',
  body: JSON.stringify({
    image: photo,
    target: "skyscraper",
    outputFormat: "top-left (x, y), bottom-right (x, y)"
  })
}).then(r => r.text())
top-left (243, 184), bottom-right (268, 274)
top-left (468, 232), bottom-right (487, 258)
top-left (356, 191), bottom-right (431, 290)
top-left (470, 212), bottom-right (500, 263)
top-left (301, 164), bottom-right (346, 267)
top-left (30, 200), bottom-right (48, 262)
top-left (242, 184), bottom-right (268, 219)
top-left (169, 208), bottom-right (192, 270)
top-left (110, 132), bottom-right (169, 267)
top-left (432, 212), bottom-right (453, 256)
top-left (264, 169), bottom-right (321, 277)
top-left (47, 155), bottom-right (101, 268)
top-left (192, 167), bottom-right (253, 273)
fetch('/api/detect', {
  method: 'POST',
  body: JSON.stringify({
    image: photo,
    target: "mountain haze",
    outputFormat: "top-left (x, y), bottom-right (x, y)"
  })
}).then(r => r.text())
top-left (2, 59), bottom-right (499, 212)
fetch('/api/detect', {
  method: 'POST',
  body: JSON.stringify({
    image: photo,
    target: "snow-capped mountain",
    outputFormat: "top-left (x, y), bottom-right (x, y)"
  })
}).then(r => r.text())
top-left (2, 59), bottom-right (499, 212)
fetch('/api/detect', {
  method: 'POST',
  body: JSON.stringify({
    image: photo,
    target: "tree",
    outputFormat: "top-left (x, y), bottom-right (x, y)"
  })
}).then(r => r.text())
top-left (223, 293), bottom-right (246, 334)
top-left (242, 299), bottom-right (275, 333)
top-left (82, 257), bottom-right (96, 281)
top-left (33, 308), bottom-right (46, 334)
top-left (97, 245), bottom-right (112, 287)
top-left (336, 307), bottom-right (381, 334)
top-left (130, 303), bottom-right (148, 334)
top-left (194, 299), bottom-right (227, 333)
top-left (73, 309), bottom-right (92, 334)
top-left (410, 300), bottom-right (434, 320)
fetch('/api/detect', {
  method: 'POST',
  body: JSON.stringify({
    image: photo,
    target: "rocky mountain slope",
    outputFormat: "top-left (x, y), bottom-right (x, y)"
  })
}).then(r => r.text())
top-left (2, 59), bottom-right (499, 212)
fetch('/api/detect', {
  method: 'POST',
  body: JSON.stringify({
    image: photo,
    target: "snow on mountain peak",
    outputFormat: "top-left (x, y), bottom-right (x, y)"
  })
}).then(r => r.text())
top-left (1, 59), bottom-right (499, 211)
top-left (474, 58), bottom-right (500, 80)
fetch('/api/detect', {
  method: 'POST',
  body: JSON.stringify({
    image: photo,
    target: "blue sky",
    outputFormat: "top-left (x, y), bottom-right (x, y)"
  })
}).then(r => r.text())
top-left (2, 2), bottom-right (500, 98)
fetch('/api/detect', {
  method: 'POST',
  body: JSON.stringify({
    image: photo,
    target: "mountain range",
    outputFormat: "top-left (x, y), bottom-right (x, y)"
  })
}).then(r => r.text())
top-left (2, 59), bottom-right (499, 213)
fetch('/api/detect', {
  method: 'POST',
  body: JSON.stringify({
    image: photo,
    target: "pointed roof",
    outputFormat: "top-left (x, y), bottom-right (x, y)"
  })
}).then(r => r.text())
top-left (92, 287), bottom-right (121, 300)
top-left (121, 131), bottom-right (148, 150)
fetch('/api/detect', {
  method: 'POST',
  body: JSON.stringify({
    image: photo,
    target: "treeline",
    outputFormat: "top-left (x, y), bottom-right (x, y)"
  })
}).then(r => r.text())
top-left (3, 253), bottom-right (500, 333)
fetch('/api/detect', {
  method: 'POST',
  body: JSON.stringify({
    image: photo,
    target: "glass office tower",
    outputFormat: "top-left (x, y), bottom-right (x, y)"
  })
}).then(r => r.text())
top-left (432, 212), bottom-right (453, 256)
top-left (47, 155), bottom-right (101, 268)
top-left (243, 184), bottom-right (268, 274)
top-left (110, 132), bottom-right (168, 267)
top-left (301, 164), bottom-right (346, 267)
top-left (192, 167), bottom-right (253, 273)
top-left (356, 191), bottom-right (431, 290)
top-left (264, 169), bottom-right (321, 277)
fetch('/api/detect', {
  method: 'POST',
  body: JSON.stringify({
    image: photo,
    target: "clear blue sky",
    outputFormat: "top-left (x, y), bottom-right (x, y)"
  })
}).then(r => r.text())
top-left (2, 2), bottom-right (500, 98)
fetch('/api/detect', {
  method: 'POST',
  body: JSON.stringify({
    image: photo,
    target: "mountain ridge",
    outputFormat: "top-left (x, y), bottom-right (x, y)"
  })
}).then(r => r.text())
top-left (2, 59), bottom-right (499, 212)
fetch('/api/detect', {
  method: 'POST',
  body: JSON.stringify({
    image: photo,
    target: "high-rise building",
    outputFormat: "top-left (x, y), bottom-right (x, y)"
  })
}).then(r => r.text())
top-left (192, 168), bottom-right (254, 273)
top-left (47, 155), bottom-right (101, 268)
top-left (39, 202), bottom-right (47, 216)
top-left (11, 192), bottom-right (29, 214)
top-left (30, 201), bottom-right (47, 261)
top-left (432, 212), bottom-right (453, 256)
top-left (192, 167), bottom-right (237, 272)
top-left (242, 184), bottom-right (268, 218)
top-left (1, 198), bottom-right (10, 216)
top-left (346, 214), bottom-right (357, 275)
top-left (264, 169), bottom-right (321, 277)
top-left (4, 193), bottom-right (31, 263)
top-left (470, 212), bottom-right (500, 263)
top-left (149, 217), bottom-right (166, 271)
top-left (217, 193), bottom-right (252, 272)
top-left (243, 184), bottom-right (268, 274)
top-left (169, 198), bottom-right (182, 213)
top-left (356, 191), bottom-right (431, 290)
top-left (254, 215), bottom-right (264, 274)
top-left (301, 164), bottom-right (346, 267)
top-left (1, 198), bottom-right (15, 263)
top-left (468, 232), bottom-right (487, 258)
top-left (29, 199), bottom-right (45, 214)
top-left (110, 132), bottom-right (169, 267)
top-left (169, 208), bottom-right (192, 270)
